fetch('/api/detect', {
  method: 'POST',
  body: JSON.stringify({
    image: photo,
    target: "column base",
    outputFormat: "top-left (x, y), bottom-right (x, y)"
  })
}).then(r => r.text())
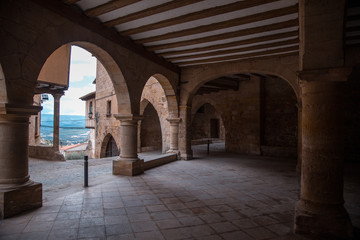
top-left (180, 152), bottom-right (193, 161)
top-left (166, 150), bottom-right (180, 159)
top-left (294, 199), bottom-right (353, 239)
top-left (113, 158), bottom-right (144, 176)
top-left (0, 181), bottom-right (42, 219)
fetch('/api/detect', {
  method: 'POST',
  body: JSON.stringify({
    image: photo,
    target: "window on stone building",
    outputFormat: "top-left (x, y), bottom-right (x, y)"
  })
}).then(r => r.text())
top-left (107, 100), bottom-right (111, 117)
top-left (35, 116), bottom-right (39, 136)
top-left (89, 101), bottom-right (93, 118)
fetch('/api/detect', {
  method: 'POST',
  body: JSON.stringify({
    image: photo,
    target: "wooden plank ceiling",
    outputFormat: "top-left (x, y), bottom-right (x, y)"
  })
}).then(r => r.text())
top-left (64, 0), bottom-right (299, 67)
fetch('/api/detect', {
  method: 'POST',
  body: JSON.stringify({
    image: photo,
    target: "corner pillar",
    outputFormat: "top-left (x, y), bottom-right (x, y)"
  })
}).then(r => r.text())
top-left (294, 69), bottom-right (353, 239)
top-left (0, 104), bottom-right (42, 218)
top-left (179, 106), bottom-right (193, 160)
top-left (113, 115), bottom-right (143, 176)
top-left (166, 118), bottom-right (181, 155)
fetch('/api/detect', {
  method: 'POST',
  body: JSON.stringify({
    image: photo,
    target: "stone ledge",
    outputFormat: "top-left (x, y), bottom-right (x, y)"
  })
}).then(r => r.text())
top-left (0, 182), bottom-right (42, 219)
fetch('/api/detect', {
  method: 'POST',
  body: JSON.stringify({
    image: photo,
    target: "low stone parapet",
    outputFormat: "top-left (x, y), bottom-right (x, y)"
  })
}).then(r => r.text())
top-left (28, 145), bottom-right (65, 161)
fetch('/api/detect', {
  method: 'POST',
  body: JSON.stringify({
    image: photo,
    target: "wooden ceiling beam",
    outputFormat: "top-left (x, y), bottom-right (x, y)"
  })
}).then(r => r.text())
top-left (167, 38), bottom-right (298, 62)
top-left (85, 0), bottom-right (141, 18)
top-left (121, 0), bottom-right (280, 36)
top-left (136, 4), bottom-right (298, 44)
top-left (104, 0), bottom-right (204, 27)
top-left (160, 31), bottom-right (298, 57)
top-left (174, 46), bottom-right (299, 65)
top-left (146, 19), bottom-right (298, 51)
top-left (30, 0), bottom-right (179, 73)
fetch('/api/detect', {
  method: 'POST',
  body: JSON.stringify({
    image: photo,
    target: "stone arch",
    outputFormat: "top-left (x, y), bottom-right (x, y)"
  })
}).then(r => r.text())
top-left (150, 73), bottom-right (179, 118)
top-left (140, 75), bottom-right (176, 153)
top-left (181, 57), bottom-right (299, 107)
top-left (139, 100), bottom-right (163, 152)
top-left (191, 101), bottom-right (225, 143)
top-left (100, 133), bottom-right (120, 158)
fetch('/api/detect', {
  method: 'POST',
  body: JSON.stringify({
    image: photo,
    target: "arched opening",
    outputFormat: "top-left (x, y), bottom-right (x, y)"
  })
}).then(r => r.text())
top-left (188, 73), bottom-right (298, 158)
top-left (100, 133), bottom-right (119, 158)
top-left (191, 103), bottom-right (225, 152)
top-left (140, 101), bottom-right (162, 152)
top-left (140, 74), bottom-right (178, 153)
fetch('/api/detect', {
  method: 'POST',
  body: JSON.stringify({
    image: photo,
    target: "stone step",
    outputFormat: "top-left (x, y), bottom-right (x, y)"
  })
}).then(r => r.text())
top-left (143, 153), bottom-right (178, 170)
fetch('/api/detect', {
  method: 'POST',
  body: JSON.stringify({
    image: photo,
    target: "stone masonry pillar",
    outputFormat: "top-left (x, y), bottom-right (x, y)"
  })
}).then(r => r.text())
top-left (179, 105), bottom-right (192, 160)
top-left (0, 104), bottom-right (42, 218)
top-left (166, 118), bottom-right (181, 155)
top-left (113, 115), bottom-right (144, 176)
top-left (294, 79), bottom-right (353, 239)
top-left (52, 93), bottom-right (62, 151)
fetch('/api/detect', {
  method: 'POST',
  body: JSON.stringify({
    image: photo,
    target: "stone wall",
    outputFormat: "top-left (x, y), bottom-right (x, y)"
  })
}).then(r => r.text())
top-left (261, 77), bottom-right (298, 158)
top-left (94, 61), bottom-right (120, 158)
top-left (191, 76), bottom-right (298, 157)
top-left (140, 103), bottom-right (162, 151)
top-left (29, 94), bottom-right (41, 146)
top-left (191, 103), bottom-right (225, 140)
top-left (140, 77), bottom-right (171, 153)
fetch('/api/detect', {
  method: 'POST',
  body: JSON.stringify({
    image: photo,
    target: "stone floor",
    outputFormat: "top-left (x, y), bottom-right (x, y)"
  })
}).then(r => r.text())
top-left (0, 143), bottom-right (359, 240)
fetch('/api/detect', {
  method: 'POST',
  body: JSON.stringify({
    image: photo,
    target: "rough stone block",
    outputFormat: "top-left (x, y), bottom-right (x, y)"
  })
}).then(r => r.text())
top-left (0, 182), bottom-right (42, 219)
top-left (113, 159), bottom-right (144, 176)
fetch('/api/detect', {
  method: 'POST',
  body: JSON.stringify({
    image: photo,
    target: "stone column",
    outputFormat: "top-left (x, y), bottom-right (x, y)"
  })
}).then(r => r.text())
top-left (113, 115), bottom-right (144, 176)
top-left (178, 105), bottom-right (192, 160)
top-left (52, 93), bottom-right (62, 151)
top-left (0, 104), bottom-right (42, 218)
top-left (294, 74), bottom-right (353, 239)
top-left (137, 120), bottom-right (142, 153)
top-left (166, 118), bottom-right (181, 155)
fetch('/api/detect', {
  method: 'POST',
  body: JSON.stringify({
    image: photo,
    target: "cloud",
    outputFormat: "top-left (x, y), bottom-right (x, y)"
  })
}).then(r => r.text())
top-left (69, 46), bottom-right (96, 82)
top-left (60, 85), bottom-right (95, 116)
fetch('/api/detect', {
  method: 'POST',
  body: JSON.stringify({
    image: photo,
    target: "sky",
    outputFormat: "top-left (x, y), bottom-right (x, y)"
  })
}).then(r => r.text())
top-left (41, 46), bottom-right (96, 116)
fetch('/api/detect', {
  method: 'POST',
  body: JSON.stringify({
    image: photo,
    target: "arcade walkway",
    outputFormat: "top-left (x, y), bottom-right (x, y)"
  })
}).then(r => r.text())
top-left (0, 144), bottom-right (359, 239)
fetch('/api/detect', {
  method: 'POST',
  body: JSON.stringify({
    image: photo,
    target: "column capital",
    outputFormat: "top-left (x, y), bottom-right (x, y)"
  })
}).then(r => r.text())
top-left (0, 103), bottom-right (42, 116)
top-left (297, 67), bottom-right (352, 83)
top-left (179, 105), bottom-right (191, 111)
top-left (166, 118), bottom-right (181, 124)
top-left (52, 92), bottom-right (64, 99)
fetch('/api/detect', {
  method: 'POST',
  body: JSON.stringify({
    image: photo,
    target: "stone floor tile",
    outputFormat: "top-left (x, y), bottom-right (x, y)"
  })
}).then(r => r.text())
top-left (190, 207), bottom-right (215, 215)
top-left (102, 196), bottom-right (122, 203)
top-left (245, 226), bottom-right (277, 239)
top-left (135, 230), bottom-right (165, 240)
top-left (105, 223), bottom-right (132, 235)
top-left (266, 223), bottom-right (292, 236)
top-left (53, 219), bottom-right (80, 229)
top-left (104, 207), bottom-right (126, 216)
top-left (208, 204), bottom-right (233, 213)
top-left (78, 225), bottom-right (105, 238)
top-left (210, 222), bottom-right (238, 234)
top-left (30, 212), bottom-right (58, 223)
top-left (104, 201), bottom-right (124, 209)
top-left (221, 230), bottom-right (253, 240)
top-left (125, 206), bottom-right (148, 214)
top-left (81, 210), bottom-right (104, 218)
top-left (188, 225), bottom-right (215, 237)
top-left (166, 203), bottom-right (187, 211)
top-left (131, 220), bottom-right (159, 233)
top-left (232, 218), bottom-right (259, 229)
top-left (80, 217), bottom-right (105, 227)
top-left (59, 204), bottom-right (83, 213)
top-left (104, 215), bottom-right (129, 225)
top-left (172, 209), bottom-right (194, 218)
top-left (178, 216), bottom-right (204, 226)
top-left (20, 231), bottom-right (49, 240)
top-left (161, 227), bottom-right (192, 240)
top-left (196, 235), bottom-right (222, 240)
top-left (147, 204), bottom-right (168, 213)
top-left (128, 213), bottom-right (151, 222)
top-left (199, 213), bottom-right (226, 224)
top-left (0, 222), bottom-right (27, 235)
top-left (156, 219), bottom-right (183, 230)
top-left (23, 221), bottom-right (53, 232)
top-left (48, 227), bottom-right (78, 239)
top-left (221, 211), bottom-right (245, 221)
top-left (151, 211), bottom-right (175, 220)
top-left (106, 233), bottom-right (134, 240)
top-left (56, 211), bottom-right (81, 220)
top-left (252, 215), bottom-right (279, 226)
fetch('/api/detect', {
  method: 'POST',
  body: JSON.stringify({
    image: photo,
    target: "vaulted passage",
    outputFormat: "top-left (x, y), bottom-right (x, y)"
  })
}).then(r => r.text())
top-left (0, 1), bottom-right (359, 239)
